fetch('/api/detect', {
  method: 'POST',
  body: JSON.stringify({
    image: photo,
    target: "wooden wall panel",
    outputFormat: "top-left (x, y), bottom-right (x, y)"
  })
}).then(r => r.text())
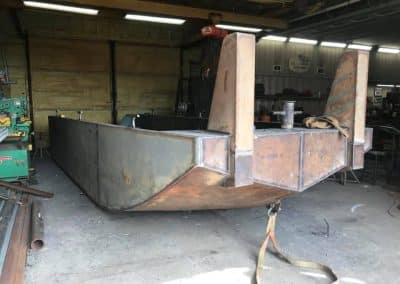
top-left (116, 44), bottom-right (179, 121)
top-left (30, 39), bottom-right (111, 137)
top-left (30, 39), bottom-right (109, 72)
top-left (21, 9), bottom-right (183, 46)
top-left (34, 110), bottom-right (111, 134)
top-left (0, 39), bottom-right (27, 98)
top-left (31, 71), bottom-right (110, 109)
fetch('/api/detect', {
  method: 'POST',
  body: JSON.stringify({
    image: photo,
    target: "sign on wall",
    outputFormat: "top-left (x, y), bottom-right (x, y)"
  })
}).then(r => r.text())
top-left (289, 54), bottom-right (311, 73)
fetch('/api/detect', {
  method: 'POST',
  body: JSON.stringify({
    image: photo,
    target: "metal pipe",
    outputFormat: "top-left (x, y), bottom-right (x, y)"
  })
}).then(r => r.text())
top-left (30, 201), bottom-right (44, 251)
top-left (273, 101), bottom-right (302, 129)
top-left (0, 181), bottom-right (53, 198)
top-left (25, 35), bottom-right (35, 144)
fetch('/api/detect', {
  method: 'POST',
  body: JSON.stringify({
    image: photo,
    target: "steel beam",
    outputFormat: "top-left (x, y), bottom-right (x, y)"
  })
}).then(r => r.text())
top-left (52, 0), bottom-right (287, 29)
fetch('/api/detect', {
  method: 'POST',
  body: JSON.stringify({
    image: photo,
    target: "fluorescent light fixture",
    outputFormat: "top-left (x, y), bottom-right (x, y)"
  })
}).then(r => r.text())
top-left (125, 14), bottom-right (185, 25)
top-left (376, 84), bottom-right (394, 87)
top-left (215, 24), bottom-right (262, 33)
top-left (347, 44), bottom-right (372, 51)
top-left (378, 47), bottom-right (400, 54)
top-left (289, 37), bottom-right (318, 45)
top-left (321, 41), bottom-right (346, 48)
top-left (262, 35), bottom-right (287, 42)
top-left (23, 1), bottom-right (98, 15)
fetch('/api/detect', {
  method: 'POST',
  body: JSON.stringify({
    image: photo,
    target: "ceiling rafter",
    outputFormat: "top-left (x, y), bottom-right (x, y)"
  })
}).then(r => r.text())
top-left (50, 0), bottom-right (288, 28)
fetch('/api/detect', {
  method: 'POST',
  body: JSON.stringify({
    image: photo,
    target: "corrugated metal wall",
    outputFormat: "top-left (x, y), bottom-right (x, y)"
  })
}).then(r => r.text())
top-left (254, 39), bottom-right (400, 114)
top-left (255, 40), bottom-right (343, 97)
top-left (256, 39), bottom-right (400, 93)
top-left (369, 52), bottom-right (400, 83)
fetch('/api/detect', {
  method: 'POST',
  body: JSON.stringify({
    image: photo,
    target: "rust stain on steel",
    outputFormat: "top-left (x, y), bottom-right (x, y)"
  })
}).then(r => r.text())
top-left (325, 52), bottom-right (357, 139)
top-left (135, 167), bottom-right (292, 211)
top-left (122, 169), bottom-right (132, 185)
top-left (325, 51), bottom-right (369, 145)
top-left (253, 133), bottom-right (300, 190)
top-left (0, 196), bottom-right (31, 284)
top-left (302, 131), bottom-right (346, 188)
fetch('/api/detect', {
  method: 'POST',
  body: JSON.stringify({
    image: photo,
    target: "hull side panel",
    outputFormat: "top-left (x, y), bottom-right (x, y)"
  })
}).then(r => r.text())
top-left (49, 117), bottom-right (196, 210)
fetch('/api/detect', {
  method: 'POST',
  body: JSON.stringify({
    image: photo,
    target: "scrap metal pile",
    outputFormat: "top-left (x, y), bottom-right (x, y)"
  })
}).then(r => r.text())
top-left (0, 181), bottom-right (53, 284)
top-left (0, 66), bottom-right (52, 284)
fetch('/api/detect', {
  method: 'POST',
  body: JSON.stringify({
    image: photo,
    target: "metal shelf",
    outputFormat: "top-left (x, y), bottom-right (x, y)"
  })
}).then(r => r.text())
top-left (255, 96), bottom-right (325, 101)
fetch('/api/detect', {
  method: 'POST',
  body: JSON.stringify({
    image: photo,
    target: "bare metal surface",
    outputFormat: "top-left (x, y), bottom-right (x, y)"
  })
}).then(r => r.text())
top-left (47, 36), bottom-right (370, 212)
top-left (208, 33), bottom-right (255, 187)
top-left (273, 101), bottom-right (302, 129)
top-left (135, 167), bottom-right (292, 211)
top-left (302, 131), bottom-right (347, 188)
top-left (97, 124), bottom-right (195, 210)
top-left (202, 137), bottom-right (229, 174)
top-left (49, 116), bottom-right (357, 210)
top-left (350, 144), bottom-right (365, 170)
top-left (254, 132), bottom-right (300, 190)
top-left (30, 201), bottom-right (44, 251)
top-left (364, 128), bottom-right (373, 152)
top-left (0, 196), bottom-right (30, 284)
top-left (50, 117), bottom-right (243, 211)
top-left (323, 50), bottom-right (370, 170)
top-left (324, 50), bottom-right (369, 145)
top-left (49, 117), bottom-right (291, 211)
top-left (254, 128), bottom-right (347, 191)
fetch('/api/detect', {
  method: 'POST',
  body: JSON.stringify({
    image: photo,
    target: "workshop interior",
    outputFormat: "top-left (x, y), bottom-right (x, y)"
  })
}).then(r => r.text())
top-left (0, 1), bottom-right (399, 284)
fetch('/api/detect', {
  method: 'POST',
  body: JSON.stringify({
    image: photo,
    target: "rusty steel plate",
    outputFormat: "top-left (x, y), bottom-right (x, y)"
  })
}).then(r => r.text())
top-left (254, 130), bottom-right (300, 190)
top-left (302, 131), bottom-right (347, 188)
top-left (135, 167), bottom-right (292, 211)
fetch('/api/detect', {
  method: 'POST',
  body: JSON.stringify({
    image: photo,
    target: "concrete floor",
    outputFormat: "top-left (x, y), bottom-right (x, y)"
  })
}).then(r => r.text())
top-left (25, 159), bottom-right (400, 284)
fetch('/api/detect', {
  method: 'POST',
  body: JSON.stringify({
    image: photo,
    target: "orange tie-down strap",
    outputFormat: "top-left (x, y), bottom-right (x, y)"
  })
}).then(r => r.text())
top-left (255, 202), bottom-right (339, 284)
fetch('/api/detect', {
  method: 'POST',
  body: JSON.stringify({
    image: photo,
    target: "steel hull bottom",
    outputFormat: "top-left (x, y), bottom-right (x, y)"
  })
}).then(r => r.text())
top-left (53, 159), bottom-right (292, 212)
top-left (134, 167), bottom-right (292, 211)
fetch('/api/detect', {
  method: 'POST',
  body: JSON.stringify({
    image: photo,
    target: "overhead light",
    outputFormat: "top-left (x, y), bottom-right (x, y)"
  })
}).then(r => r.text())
top-left (125, 14), bottom-right (185, 25)
top-left (215, 24), bottom-right (262, 33)
top-left (321, 41), bottom-right (346, 48)
top-left (23, 1), bottom-right (98, 15)
top-left (262, 35), bottom-right (287, 42)
top-left (347, 44), bottom-right (372, 51)
top-left (378, 47), bottom-right (400, 54)
top-left (376, 84), bottom-right (394, 87)
top-left (289, 37), bottom-right (318, 45)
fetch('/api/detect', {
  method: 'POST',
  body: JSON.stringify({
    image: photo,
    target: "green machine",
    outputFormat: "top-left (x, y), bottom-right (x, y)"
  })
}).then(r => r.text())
top-left (0, 93), bottom-right (32, 182)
